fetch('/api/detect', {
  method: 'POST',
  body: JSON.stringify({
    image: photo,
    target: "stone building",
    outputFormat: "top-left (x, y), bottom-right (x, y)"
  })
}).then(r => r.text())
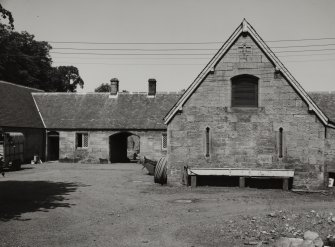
top-left (33, 79), bottom-right (181, 163)
top-left (0, 81), bottom-right (45, 162)
top-left (164, 20), bottom-right (335, 189)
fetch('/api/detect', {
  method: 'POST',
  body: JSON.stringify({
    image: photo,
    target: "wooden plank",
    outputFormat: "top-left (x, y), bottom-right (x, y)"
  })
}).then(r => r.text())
top-left (191, 176), bottom-right (197, 188)
top-left (188, 168), bottom-right (294, 178)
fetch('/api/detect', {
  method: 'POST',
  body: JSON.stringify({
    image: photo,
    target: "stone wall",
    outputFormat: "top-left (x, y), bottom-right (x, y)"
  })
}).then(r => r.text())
top-left (58, 130), bottom-right (166, 163)
top-left (325, 128), bottom-right (335, 173)
top-left (167, 34), bottom-right (329, 189)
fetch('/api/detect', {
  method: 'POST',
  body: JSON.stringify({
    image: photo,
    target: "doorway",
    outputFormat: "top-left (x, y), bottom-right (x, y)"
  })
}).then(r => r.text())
top-left (109, 132), bottom-right (139, 163)
top-left (47, 131), bottom-right (59, 161)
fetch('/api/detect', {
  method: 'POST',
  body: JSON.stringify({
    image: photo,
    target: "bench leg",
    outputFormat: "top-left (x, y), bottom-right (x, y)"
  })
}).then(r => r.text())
top-left (182, 167), bottom-right (188, 186)
top-left (239, 177), bottom-right (245, 188)
top-left (283, 178), bottom-right (289, 191)
top-left (191, 176), bottom-right (197, 188)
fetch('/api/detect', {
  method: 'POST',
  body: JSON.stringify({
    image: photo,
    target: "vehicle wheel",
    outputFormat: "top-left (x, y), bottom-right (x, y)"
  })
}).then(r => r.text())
top-left (154, 156), bottom-right (167, 185)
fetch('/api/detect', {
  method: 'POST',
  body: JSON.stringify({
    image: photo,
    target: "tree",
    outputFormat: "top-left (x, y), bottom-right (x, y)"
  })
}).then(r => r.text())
top-left (0, 26), bottom-right (53, 89)
top-left (47, 66), bottom-right (84, 92)
top-left (0, 4), bottom-right (84, 92)
top-left (0, 3), bottom-right (14, 29)
top-left (94, 83), bottom-right (111, 92)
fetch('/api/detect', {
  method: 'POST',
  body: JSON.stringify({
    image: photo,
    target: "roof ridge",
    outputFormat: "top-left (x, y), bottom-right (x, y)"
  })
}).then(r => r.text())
top-left (32, 91), bottom-right (184, 95)
top-left (32, 92), bottom-right (109, 95)
top-left (0, 80), bottom-right (44, 92)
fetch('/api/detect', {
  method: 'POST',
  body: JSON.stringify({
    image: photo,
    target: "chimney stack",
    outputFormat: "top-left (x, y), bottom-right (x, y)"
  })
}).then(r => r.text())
top-left (148, 78), bottom-right (156, 96)
top-left (110, 78), bottom-right (119, 95)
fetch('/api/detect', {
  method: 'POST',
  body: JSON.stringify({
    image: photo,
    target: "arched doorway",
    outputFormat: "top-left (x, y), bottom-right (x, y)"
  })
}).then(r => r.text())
top-left (47, 131), bottom-right (59, 161)
top-left (109, 132), bottom-right (140, 163)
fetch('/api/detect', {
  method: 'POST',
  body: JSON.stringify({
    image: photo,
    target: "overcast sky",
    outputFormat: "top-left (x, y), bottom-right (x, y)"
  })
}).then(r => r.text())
top-left (2, 0), bottom-right (335, 93)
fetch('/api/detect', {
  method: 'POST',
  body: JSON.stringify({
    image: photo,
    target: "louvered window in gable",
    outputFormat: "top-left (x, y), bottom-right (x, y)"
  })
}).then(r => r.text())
top-left (231, 75), bottom-right (258, 107)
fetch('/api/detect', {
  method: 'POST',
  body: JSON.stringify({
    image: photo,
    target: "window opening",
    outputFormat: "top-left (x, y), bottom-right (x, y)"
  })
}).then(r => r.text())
top-left (76, 133), bottom-right (88, 148)
top-left (205, 127), bottom-right (210, 157)
top-left (161, 133), bottom-right (167, 150)
top-left (279, 128), bottom-right (283, 158)
top-left (231, 75), bottom-right (258, 107)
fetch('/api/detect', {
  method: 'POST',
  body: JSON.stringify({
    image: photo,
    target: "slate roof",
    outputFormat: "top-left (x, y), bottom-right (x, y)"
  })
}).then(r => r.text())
top-left (0, 81), bottom-right (44, 128)
top-left (309, 92), bottom-right (335, 123)
top-left (32, 92), bottom-right (182, 130)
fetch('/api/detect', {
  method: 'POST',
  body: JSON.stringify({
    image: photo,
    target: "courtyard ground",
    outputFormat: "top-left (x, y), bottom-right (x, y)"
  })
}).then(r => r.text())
top-left (0, 162), bottom-right (334, 247)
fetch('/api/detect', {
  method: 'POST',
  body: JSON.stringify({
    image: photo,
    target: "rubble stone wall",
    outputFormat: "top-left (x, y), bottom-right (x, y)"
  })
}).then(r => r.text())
top-left (58, 130), bottom-right (166, 163)
top-left (325, 127), bottom-right (335, 174)
top-left (167, 34), bottom-right (329, 189)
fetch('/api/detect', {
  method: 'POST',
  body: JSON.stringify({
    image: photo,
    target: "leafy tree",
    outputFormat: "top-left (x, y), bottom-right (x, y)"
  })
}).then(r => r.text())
top-left (94, 83), bottom-right (111, 92)
top-left (0, 26), bottom-right (53, 89)
top-left (0, 3), bottom-right (14, 29)
top-left (48, 66), bottom-right (84, 92)
top-left (0, 4), bottom-right (84, 92)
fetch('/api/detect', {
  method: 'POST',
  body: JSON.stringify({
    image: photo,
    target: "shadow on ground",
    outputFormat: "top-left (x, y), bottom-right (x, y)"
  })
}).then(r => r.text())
top-left (0, 181), bottom-right (81, 221)
top-left (4, 166), bottom-right (35, 173)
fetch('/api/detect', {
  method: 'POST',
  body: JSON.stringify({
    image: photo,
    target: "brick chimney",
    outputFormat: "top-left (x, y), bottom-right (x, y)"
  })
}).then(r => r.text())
top-left (110, 78), bottom-right (119, 95)
top-left (148, 78), bottom-right (156, 96)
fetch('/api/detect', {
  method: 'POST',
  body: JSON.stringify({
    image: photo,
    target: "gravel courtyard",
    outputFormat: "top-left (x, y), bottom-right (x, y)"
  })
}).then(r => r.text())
top-left (0, 162), bottom-right (334, 247)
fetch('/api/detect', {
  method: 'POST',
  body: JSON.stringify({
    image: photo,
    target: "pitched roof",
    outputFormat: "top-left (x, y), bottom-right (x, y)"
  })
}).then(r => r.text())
top-left (0, 81), bottom-right (44, 128)
top-left (32, 92), bottom-right (182, 130)
top-left (163, 19), bottom-right (334, 128)
top-left (309, 92), bottom-right (335, 123)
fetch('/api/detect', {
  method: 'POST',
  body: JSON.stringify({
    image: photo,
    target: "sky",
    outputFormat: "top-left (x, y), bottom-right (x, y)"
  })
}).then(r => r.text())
top-left (2, 0), bottom-right (335, 93)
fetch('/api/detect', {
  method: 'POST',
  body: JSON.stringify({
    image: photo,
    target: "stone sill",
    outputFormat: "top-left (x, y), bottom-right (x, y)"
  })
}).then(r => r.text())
top-left (228, 107), bottom-right (265, 113)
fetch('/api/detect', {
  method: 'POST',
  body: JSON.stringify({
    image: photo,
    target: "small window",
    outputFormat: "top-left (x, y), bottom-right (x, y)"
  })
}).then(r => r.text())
top-left (205, 127), bottom-right (210, 157)
top-left (231, 75), bottom-right (258, 107)
top-left (279, 128), bottom-right (283, 158)
top-left (76, 133), bottom-right (88, 149)
top-left (161, 133), bottom-right (167, 150)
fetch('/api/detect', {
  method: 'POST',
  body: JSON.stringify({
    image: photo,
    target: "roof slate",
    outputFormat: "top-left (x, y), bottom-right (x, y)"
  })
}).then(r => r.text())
top-left (0, 81), bottom-right (44, 128)
top-left (32, 92), bottom-right (181, 129)
top-left (309, 92), bottom-right (335, 123)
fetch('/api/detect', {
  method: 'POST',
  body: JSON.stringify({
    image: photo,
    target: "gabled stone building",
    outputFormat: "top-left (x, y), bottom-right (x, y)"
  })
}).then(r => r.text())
top-left (1, 19), bottom-right (335, 190)
top-left (33, 79), bottom-right (181, 163)
top-left (164, 20), bottom-right (335, 189)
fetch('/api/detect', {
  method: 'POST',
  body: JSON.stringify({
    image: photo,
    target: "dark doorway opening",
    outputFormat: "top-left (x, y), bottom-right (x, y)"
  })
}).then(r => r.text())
top-left (109, 132), bottom-right (139, 163)
top-left (47, 131), bottom-right (59, 161)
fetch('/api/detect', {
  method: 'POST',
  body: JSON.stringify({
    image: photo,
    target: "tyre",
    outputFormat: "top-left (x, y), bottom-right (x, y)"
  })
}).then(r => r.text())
top-left (154, 157), bottom-right (167, 185)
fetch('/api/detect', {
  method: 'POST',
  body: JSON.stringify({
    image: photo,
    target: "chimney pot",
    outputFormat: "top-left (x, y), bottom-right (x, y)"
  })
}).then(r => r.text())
top-left (110, 78), bottom-right (119, 95)
top-left (148, 78), bottom-right (156, 96)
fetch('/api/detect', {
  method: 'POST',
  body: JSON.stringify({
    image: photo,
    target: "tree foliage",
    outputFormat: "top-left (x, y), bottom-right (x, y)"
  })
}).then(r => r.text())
top-left (94, 83), bottom-right (111, 92)
top-left (48, 66), bottom-right (84, 92)
top-left (0, 4), bottom-right (14, 29)
top-left (0, 4), bottom-right (84, 92)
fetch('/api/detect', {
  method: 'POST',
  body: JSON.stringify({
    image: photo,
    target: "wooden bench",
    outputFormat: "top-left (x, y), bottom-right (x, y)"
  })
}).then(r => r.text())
top-left (187, 168), bottom-right (295, 190)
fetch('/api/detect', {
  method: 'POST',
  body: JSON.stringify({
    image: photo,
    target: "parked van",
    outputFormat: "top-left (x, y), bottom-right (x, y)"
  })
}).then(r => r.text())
top-left (0, 131), bottom-right (24, 172)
